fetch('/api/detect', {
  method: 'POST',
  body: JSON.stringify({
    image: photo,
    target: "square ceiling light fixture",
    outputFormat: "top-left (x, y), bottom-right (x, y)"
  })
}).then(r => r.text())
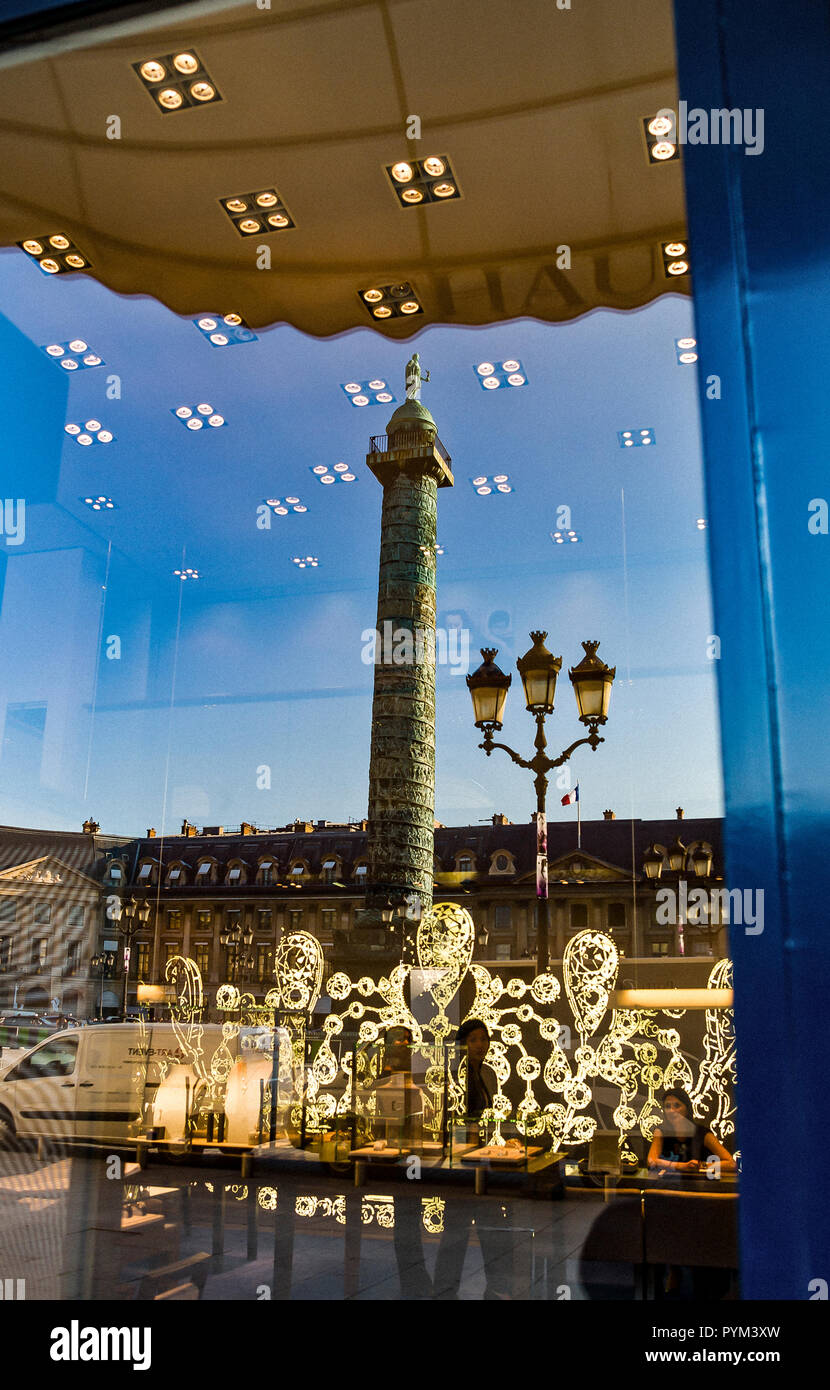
top-left (220, 190), bottom-right (294, 236)
top-left (18, 234), bottom-right (90, 274)
top-left (474, 359), bottom-right (528, 390)
top-left (174, 567), bottom-right (200, 579)
top-left (66, 420), bottom-right (114, 446)
top-left (675, 336), bottom-right (698, 363)
top-left (385, 155), bottom-right (461, 206)
top-left (172, 403), bottom-right (226, 430)
top-left (471, 474), bottom-right (514, 495)
top-left (81, 495), bottom-right (117, 511)
top-left (341, 379), bottom-right (396, 406)
top-left (41, 340), bottom-right (104, 371)
top-left (551, 530), bottom-right (581, 544)
top-left (264, 497), bottom-right (308, 515)
top-left (194, 314), bottom-right (257, 346)
top-left (134, 51), bottom-right (221, 111)
top-left (643, 113), bottom-right (679, 163)
top-left (310, 463), bottom-right (357, 484)
top-left (358, 283), bottom-right (423, 320)
top-left (661, 240), bottom-right (690, 277)
top-left (292, 556), bottom-right (319, 568)
top-left (618, 428), bottom-right (655, 447)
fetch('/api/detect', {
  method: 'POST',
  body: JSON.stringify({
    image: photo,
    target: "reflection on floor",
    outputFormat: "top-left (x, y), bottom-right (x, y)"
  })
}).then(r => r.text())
top-left (0, 1146), bottom-right (736, 1301)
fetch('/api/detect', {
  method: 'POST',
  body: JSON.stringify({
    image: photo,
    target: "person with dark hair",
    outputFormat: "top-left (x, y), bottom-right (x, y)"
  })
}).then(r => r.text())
top-left (456, 1018), bottom-right (495, 1120)
top-left (647, 1088), bottom-right (736, 1174)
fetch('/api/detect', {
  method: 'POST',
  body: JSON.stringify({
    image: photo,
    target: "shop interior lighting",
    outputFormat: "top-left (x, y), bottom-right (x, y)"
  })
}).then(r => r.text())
top-left (265, 497), bottom-right (308, 515)
top-left (174, 567), bottom-right (200, 579)
top-left (81, 495), bottom-right (117, 511)
top-left (618, 428), bottom-right (655, 447)
top-left (550, 530), bottom-right (581, 544)
top-left (661, 240), bottom-right (690, 277)
top-left (675, 336), bottom-right (698, 364)
top-left (134, 51), bottom-right (222, 111)
top-left (340, 378), bottom-right (397, 407)
top-left (18, 234), bottom-right (90, 274)
top-left (470, 473), bottom-right (514, 496)
top-left (65, 420), bottom-right (114, 445)
top-left (419, 543), bottom-right (445, 556)
top-left (220, 189), bottom-right (294, 236)
top-left (310, 463), bottom-right (357, 484)
top-left (194, 314), bottom-right (257, 347)
top-left (385, 154), bottom-right (462, 207)
top-left (172, 404), bottom-right (226, 430)
top-left (474, 359), bottom-right (528, 390)
top-left (292, 556), bottom-right (319, 568)
top-left (643, 113), bottom-right (679, 163)
top-left (41, 340), bottom-right (104, 371)
top-left (697, 518), bottom-right (708, 530)
top-left (357, 283), bottom-right (423, 321)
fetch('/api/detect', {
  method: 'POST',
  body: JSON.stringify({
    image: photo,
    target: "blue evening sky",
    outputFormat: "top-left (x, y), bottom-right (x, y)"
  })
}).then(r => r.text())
top-left (0, 248), bottom-right (722, 837)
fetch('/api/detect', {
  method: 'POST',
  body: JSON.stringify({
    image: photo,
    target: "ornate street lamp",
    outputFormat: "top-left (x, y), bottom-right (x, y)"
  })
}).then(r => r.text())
top-left (119, 897), bottom-right (151, 1018)
top-left (220, 914), bottom-right (255, 983)
top-left (467, 632), bottom-right (615, 972)
top-left (642, 844), bottom-right (664, 881)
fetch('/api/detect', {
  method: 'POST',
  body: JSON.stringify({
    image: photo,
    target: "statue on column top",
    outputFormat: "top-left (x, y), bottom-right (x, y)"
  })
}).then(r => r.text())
top-left (405, 352), bottom-right (430, 401)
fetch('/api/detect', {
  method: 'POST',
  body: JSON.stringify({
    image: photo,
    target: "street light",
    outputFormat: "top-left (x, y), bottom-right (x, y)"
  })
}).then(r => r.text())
top-left (220, 914), bottom-right (255, 984)
top-left (119, 897), bottom-right (151, 1019)
top-left (641, 840), bottom-right (718, 955)
top-left (91, 949), bottom-right (116, 1019)
top-left (467, 633), bottom-right (615, 973)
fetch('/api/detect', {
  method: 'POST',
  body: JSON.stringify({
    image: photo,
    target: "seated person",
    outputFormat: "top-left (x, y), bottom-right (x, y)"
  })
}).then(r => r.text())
top-left (368, 1027), bottom-right (425, 1148)
top-left (647, 1087), bottom-right (736, 1174)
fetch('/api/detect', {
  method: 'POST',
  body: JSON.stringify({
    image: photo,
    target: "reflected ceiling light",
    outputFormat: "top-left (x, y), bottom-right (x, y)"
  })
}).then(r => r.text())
top-left (611, 988), bottom-right (733, 1009)
top-left (19, 233), bottom-right (90, 274)
top-left (470, 473), bottom-right (513, 495)
top-left (173, 404), bottom-right (227, 430)
top-left (697, 517), bottom-right (707, 530)
top-left (643, 114), bottom-right (679, 163)
top-left (474, 358), bottom-right (528, 390)
top-left (340, 378), bottom-right (398, 406)
top-left (310, 463), bottom-right (357, 485)
top-left (193, 313), bottom-right (257, 347)
top-left (266, 497), bottom-right (308, 515)
top-left (662, 240), bottom-right (690, 277)
top-left (174, 568), bottom-right (200, 580)
top-left (292, 556), bottom-right (319, 568)
top-left (617, 427), bottom-right (655, 447)
top-left (373, 305), bottom-right (392, 318)
top-left (551, 530), bottom-right (581, 544)
top-left (385, 154), bottom-right (461, 206)
top-left (65, 420), bottom-right (115, 445)
top-left (222, 188), bottom-right (294, 235)
top-left (81, 495), bottom-right (117, 510)
top-left (134, 50), bottom-right (221, 110)
top-left (40, 339), bottom-right (104, 371)
top-left (675, 335), bottom-right (698, 364)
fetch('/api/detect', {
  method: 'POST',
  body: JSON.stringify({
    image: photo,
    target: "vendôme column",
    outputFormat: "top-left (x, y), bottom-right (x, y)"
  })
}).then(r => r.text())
top-left (364, 355), bottom-right (453, 944)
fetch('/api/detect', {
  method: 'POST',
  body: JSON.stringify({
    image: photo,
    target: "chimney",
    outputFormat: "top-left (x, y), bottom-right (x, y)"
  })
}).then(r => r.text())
top-left (491, 813), bottom-right (511, 826)
top-left (82, 818), bottom-right (100, 834)
top-left (676, 807), bottom-right (684, 820)
top-left (146, 828), bottom-right (156, 838)
top-left (603, 810), bottom-right (616, 821)
top-left (241, 821), bottom-right (256, 835)
top-left (181, 819), bottom-right (198, 837)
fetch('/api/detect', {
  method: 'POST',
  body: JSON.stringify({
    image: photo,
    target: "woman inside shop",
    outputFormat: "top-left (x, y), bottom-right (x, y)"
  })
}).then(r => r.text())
top-left (457, 1018), bottom-right (496, 1119)
top-left (647, 1087), bottom-right (737, 1174)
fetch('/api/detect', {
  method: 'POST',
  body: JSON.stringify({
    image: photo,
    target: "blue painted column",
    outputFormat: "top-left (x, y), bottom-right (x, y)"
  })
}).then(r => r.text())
top-left (674, 0), bottom-right (830, 1298)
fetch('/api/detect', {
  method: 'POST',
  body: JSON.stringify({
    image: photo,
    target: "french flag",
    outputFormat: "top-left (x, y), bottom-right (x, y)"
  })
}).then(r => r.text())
top-left (561, 785), bottom-right (580, 806)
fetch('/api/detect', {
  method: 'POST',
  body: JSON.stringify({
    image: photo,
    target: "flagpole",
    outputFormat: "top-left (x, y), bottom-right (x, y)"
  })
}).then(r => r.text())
top-left (577, 793), bottom-right (581, 850)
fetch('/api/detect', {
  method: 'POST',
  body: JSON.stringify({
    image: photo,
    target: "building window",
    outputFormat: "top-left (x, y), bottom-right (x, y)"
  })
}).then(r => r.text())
top-left (493, 853), bottom-right (511, 872)
top-left (457, 856), bottom-right (473, 873)
top-left (66, 941), bottom-right (81, 974)
top-left (33, 902), bottom-right (51, 925)
top-left (321, 859), bottom-right (337, 884)
top-left (227, 865), bottom-right (242, 883)
top-left (167, 910), bottom-right (182, 932)
top-left (32, 938), bottom-right (48, 970)
top-left (257, 909), bottom-right (272, 932)
top-left (67, 905), bottom-right (85, 929)
top-left (650, 941), bottom-right (669, 956)
top-left (0, 938), bottom-right (11, 972)
top-left (494, 904), bottom-right (512, 931)
top-left (354, 864), bottom-right (368, 881)
top-left (167, 866), bottom-right (181, 883)
top-left (607, 902), bottom-right (626, 930)
top-left (290, 864), bottom-right (305, 879)
top-left (570, 903), bottom-right (588, 930)
top-left (196, 861), bottom-right (212, 879)
top-left (136, 943), bottom-right (151, 977)
top-left (495, 943), bottom-right (511, 961)
top-left (165, 941), bottom-right (179, 962)
top-left (690, 940), bottom-right (714, 957)
top-left (259, 863), bottom-right (275, 886)
top-left (196, 910), bottom-right (211, 931)
top-left (0, 899), bottom-right (16, 923)
top-left (194, 942), bottom-right (210, 976)
top-left (137, 863), bottom-right (153, 882)
top-left (288, 910), bottom-right (303, 932)
top-left (108, 864), bottom-right (123, 882)
top-left (319, 909), bottom-right (335, 939)
top-left (256, 945), bottom-right (271, 981)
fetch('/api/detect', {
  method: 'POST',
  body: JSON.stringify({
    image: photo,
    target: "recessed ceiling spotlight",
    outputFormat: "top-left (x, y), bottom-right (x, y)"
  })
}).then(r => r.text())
top-left (473, 359), bottom-right (528, 390)
top-left (550, 530), bottom-right (581, 545)
top-left (661, 241), bottom-right (690, 277)
top-left (265, 497), bottom-right (308, 515)
top-left (193, 313), bottom-right (257, 347)
top-left (174, 568), bottom-right (200, 579)
top-left (357, 283), bottom-right (423, 321)
top-left (134, 50), bottom-right (221, 111)
top-left (221, 189), bottom-right (294, 235)
top-left (340, 379), bottom-right (398, 406)
top-left (643, 114), bottom-right (679, 163)
top-left (292, 556), bottom-right (319, 568)
top-left (65, 420), bottom-right (115, 445)
top-left (385, 154), bottom-right (461, 206)
top-left (81, 495), bottom-right (117, 511)
top-left (172, 404), bottom-right (227, 430)
top-left (419, 542), bottom-right (445, 557)
top-left (675, 336), bottom-right (698, 364)
top-left (40, 340), bottom-right (104, 371)
top-left (19, 234), bottom-right (90, 274)
top-left (697, 518), bottom-right (707, 530)
top-left (310, 463), bottom-right (357, 485)
top-left (617, 428), bottom-right (655, 448)
top-left (470, 474), bottom-right (513, 496)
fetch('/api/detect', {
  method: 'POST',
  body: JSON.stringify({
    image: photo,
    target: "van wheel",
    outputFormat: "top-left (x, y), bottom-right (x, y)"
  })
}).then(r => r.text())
top-left (0, 1110), bottom-right (16, 1148)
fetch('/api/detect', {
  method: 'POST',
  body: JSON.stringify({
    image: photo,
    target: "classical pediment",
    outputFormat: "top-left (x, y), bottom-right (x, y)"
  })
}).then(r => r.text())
top-left (548, 853), bottom-right (628, 883)
top-left (0, 856), bottom-right (98, 889)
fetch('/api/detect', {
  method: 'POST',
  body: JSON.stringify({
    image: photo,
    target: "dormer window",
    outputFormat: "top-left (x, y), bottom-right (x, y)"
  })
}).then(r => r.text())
top-left (137, 863), bottom-right (152, 881)
top-left (457, 856), bottom-right (474, 873)
top-left (354, 863), bottom-right (368, 880)
top-left (108, 864), bottom-right (123, 882)
top-left (196, 861), bottom-right (211, 878)
top-left (168, 867), bottom-right (180, 881)
top-left (291, 864), bottom-right (305, 878)
top-left (259, 861), bottom-right (276, 886)
top-left (322, 858), bottom-right (338, 884)
top-left (489, 850), bottom-right (516, 875)
top-left (228, 867), bottom-right (241, 881)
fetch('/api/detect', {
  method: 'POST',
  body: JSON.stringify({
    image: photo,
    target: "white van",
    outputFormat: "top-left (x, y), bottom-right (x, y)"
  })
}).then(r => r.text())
top-left (0, 1022), bottom-right (295, 1148)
